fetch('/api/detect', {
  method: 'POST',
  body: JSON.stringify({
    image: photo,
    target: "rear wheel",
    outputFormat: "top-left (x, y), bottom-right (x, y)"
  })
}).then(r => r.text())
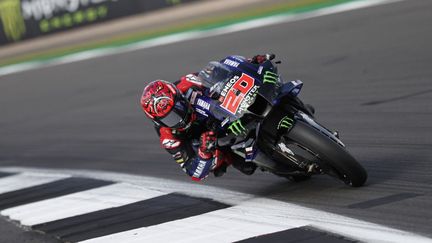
top-left (286, 120), bottom-right (367, 187)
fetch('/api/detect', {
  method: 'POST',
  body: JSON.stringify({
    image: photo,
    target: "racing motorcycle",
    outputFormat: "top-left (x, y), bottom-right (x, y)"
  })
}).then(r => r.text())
top-left (193, 55), bottom-right (367, 187)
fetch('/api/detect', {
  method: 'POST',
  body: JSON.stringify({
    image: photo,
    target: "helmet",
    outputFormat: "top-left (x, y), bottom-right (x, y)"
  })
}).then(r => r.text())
top-left (140, 80), bottom-right (193, 129)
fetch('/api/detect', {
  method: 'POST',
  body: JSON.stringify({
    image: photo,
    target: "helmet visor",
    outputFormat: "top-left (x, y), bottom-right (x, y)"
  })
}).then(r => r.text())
top-left (159, 96), bottom-right (191, 128)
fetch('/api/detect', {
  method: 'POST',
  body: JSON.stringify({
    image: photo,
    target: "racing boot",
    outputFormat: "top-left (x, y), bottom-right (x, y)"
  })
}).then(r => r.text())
top-left (306, 163), bottom-right (320, 174)
top-left (213, 163), bottom-right (228, 177)
top-left (333, 130), bottom-right (340, 139)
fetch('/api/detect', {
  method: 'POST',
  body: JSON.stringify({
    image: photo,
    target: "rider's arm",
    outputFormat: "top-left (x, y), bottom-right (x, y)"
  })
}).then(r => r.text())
top-left (158, 127), bottom-right (190, 164)
top-left (158, 127), bottom-right (222, 181)
top-left (248, 54), bottom-right (275, 64)
top-left (175, 74), bottom-right (202, 93)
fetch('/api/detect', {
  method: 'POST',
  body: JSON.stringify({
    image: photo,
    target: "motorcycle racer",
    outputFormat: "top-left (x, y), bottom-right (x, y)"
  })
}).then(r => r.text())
top-left (140, 55), bottom-right (272, 181)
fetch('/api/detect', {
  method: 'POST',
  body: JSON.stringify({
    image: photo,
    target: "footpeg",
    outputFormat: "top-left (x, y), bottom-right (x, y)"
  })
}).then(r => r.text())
top-left (332, 130), bottom-right (340, 139)
top-left (306, 163), bottom-right (321, 174)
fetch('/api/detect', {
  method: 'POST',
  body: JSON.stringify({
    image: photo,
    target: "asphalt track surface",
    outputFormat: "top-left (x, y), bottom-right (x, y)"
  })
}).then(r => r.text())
top-left (0, 0), bottom-right (431, 241)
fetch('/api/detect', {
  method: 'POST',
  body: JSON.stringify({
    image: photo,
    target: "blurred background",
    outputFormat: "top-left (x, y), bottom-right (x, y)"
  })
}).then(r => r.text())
top-left (0, 0), bottom-right (299, 67)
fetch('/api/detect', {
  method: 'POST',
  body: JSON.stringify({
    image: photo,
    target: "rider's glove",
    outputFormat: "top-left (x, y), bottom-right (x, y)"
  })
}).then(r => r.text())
top-left (187, 131), bottom-right (222, 181)
top-left (227, 119), bottom-right (248, 136)
top-left (198, 131), bottom-right (217, 159)
top-left (251, 55), bottom-right (267, 64)
top-left (250, 53), bottom-right (275, 64)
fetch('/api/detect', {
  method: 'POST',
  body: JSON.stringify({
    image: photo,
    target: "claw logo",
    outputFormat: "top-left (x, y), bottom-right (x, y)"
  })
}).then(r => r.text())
top-left (0, 0), bottom-right (26, 41)
top-left (263, 71), bottom-right (278, 84)
top-left (141, 81), bottom-right (176, 118)
top-left (278, 116), bottom-right (294, 130)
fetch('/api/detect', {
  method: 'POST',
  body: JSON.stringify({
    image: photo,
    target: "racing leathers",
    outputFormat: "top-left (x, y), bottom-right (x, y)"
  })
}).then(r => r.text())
top-left (156, 74), bottom-right (232, 181)
top-left (155, 55), bottom-right (270, 181)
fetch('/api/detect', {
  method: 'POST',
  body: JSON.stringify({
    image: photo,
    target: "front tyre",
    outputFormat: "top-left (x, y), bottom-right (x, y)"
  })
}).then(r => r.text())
top-left (287, 120), bottom-right (367, 187)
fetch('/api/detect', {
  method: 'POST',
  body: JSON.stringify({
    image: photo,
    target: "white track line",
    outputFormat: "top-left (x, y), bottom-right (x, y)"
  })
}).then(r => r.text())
top-left (0, 172), bottom-right (69, 194)
top-left (80, 202), bottom-right (294, 243)
top-left (81, 198), bottom-right (432, 243)
top-left (1, 182), bottom-right (163, 226)
top-left (0, 0), bottom-right (402, 77)
top-left (0, 167), bottom-right (431, 243)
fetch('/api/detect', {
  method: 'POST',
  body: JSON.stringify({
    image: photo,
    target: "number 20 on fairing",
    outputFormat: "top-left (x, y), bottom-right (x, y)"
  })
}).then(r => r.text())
top-left (221, 73), bottom-right (255, 114)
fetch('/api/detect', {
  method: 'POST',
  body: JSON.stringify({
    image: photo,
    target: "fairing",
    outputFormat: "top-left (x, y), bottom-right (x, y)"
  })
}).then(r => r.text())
top-left (194, 55), bottom-right (292, 123)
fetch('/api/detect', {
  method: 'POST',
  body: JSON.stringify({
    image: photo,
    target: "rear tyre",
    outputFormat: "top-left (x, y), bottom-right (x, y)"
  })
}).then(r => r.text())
top-left (287, 121), bottom-right (367, 187)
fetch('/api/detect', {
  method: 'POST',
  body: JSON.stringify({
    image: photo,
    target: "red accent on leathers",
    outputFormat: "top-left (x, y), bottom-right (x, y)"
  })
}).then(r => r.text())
top-left (159, 127), bottom-right (180, 149)
top-left (176, 74), bottom-right (202, 93)
top-left (218, 150), bottom-right (234, 166)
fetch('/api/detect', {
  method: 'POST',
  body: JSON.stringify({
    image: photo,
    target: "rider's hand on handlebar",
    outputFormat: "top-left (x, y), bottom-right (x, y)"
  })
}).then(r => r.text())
top-left (198, 131), bottom-right (217, 159)
top-left (250, 53), bottom-right (275, 64)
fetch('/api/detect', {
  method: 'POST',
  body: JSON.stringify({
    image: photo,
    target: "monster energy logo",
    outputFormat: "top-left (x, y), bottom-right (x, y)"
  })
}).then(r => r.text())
top-left (278, 116), bottom-right (294, 130)
top-left (0, 0), bottom-right (26, 41)
top-left (263, 71), bottom-right (278, 84)
top-left (228, 120), bottom-right (247, 136)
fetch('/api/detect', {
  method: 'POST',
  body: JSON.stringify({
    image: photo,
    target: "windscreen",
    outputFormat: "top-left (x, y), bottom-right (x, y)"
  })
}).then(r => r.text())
top-left (198, 61), bottom-right (233, 88)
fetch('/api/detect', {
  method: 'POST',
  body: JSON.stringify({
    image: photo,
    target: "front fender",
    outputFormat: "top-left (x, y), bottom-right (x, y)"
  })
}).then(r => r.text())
top-left (294, 111), bottom-right (345, 147)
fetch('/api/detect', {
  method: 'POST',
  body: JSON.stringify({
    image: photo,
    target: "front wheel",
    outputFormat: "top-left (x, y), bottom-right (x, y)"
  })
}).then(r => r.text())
top-left (286, 120), bottom-right (367, 187)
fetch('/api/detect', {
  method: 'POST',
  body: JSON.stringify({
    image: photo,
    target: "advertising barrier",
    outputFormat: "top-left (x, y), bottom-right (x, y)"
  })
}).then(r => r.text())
top-left (0, 0), bottom-right (198, 45)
